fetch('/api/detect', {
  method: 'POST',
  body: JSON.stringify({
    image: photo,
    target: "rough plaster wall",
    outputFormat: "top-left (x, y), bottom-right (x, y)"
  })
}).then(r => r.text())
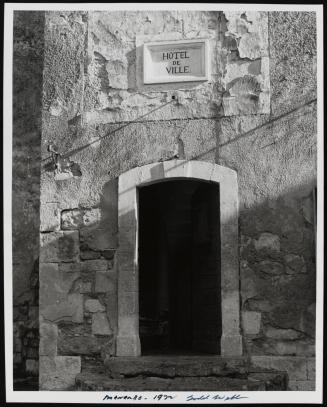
top-left (83, 10), bottom-right (269, 125)
top-left (217, 12), bottom-right (316, 389)
top-left (36, 10), bottom-right (317, 390)
top-left (12, 11), bottom-right (45, 381)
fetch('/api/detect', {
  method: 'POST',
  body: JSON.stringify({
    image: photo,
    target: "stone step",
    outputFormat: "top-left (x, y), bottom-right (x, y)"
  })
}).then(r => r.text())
top-left (75, 362), bottom-right (288, 391)
top-left (104, 356), bottom-right (249, 379)
top-left (76, 372), bottom-right (264, 391)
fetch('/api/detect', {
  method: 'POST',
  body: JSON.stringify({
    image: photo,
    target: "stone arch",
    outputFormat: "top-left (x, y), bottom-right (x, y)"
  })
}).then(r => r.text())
top-left (116, 160), bottom-right (242, 357)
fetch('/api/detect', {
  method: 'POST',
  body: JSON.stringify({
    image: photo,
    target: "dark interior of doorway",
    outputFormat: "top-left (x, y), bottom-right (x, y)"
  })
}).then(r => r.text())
top-left (138, 178), bottom-right (221, 355)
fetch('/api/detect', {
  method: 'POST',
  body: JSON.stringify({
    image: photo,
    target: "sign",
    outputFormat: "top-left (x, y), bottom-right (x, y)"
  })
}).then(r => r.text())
top-left (143, 39), bottom-right (209, 84)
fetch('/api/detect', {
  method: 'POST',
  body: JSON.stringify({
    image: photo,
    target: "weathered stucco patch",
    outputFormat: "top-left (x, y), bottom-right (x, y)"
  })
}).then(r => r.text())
top-left (221, 11), bottom-right (270, 115)
top-left (84, 11), bottom-right (223, 124)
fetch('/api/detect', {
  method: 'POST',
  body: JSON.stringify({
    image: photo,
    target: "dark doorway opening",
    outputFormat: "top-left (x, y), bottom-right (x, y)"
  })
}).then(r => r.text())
top-left (138, 179), bottom-right (221, 355)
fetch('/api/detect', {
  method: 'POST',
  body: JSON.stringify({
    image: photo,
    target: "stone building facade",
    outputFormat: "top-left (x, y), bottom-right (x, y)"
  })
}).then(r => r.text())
top-left (13, 10), bottom-right (317, 391)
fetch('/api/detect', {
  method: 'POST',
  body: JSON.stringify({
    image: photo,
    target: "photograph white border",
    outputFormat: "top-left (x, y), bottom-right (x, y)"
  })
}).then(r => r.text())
top-left (3, 2), bottom-right (324, 404)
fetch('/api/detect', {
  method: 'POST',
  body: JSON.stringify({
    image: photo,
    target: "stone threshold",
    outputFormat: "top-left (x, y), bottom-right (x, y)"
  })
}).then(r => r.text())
top-left (74, 357), bottom-right (288, 391)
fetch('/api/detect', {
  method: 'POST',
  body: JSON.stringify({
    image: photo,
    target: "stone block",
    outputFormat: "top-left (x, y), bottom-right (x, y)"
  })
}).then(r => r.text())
top-left (240, 265), bottom-right (257, 305)
top-left (61, 209), bottom-right (84, 229)
top-left (39, 233), bottom-right (59, 262)
top-left (85, 299), bottom-right (105, 313)
top-left (251, 356), bottom-right (307, 380)
top-left (273, 340), bottom-right (315, 356)
top-left (257, 260), bottom-right (284, 275)
top-left (58, 231), bottom-right (80, 261)
top-left (80, 247), bottom-right (101, 260)
top-left (117, 228), bottom-right (136, 252)
top-left (254, 233), bottom-right (280, 252)
top-left (26, 359), bottom-right (39, 376)
top-left (57, 328), bottom-right (110, 356)
top-left (116, 250), bottom-right (135, 270)
top-left (40, 323), bottom-right (58, 356)
top-left (118, 291), bottom-right (138, 317)
top-left (242, 311), bottom-right (261, 335)
top-left (284, 254), bottom-right (307, 274)
top-left (83, 208), bottom-right (101, 225)
top-left (13, 263), bottom-right (34, 306)
top-left (95, 270), bottom-right (116, 293)
top-left (81, 259), bottom-right (109, 272)
top-left (40, 203), bottom-right (60, 232)
top-left (26, 347), bottom-right (39, 359)
top-left (102, 249), bottom-right (115, 260)
top-left (116, 334), bottom-right (141, 357)
top-left (59, 262), bottom-right (81, 273)
top-left (14, 336), bottom-right (22, 353)
top-left (28, 306), bottom-right (39, 326)
top-left (80, 227), bottom-right (115, 251)
top-left (40, 264), bottom-right (83, 323)
top-left (39, 355), bottom-right (81, 390)
top-left (40, 231), bottom-right (79, 262)
top-left (103, 292), bottom-right (118, 334)
top-left (118, 268), bottom-right (137, 292)
top-left (92, 312), bottom-right (112, 336)
top-left (220, 335), bottom-right (243, 357)
top-left (13, 353), bottom-right (22, 364)
top-left (61, 208), bottom-right (101, 229)
top-left (265, 326), bottom-right (301, 340)
top-left (307, 358), bottom-right (315, 380)
top-left (80, 281), bottom-right (92, 294)
top-left (288, 380), bottom-right (315, 391)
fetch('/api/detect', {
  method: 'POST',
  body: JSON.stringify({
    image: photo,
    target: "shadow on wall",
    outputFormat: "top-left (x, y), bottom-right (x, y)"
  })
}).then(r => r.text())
top-left (12, 10), bottom-right (45, 388)
top-left (36, 166), bottom-right (316, 390)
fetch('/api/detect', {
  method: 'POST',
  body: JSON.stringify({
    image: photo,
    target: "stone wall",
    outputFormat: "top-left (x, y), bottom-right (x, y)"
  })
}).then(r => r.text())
top-left (12, 10), bottom-right (316, 390)
top-left (12, 11), bottom-right (45, 384)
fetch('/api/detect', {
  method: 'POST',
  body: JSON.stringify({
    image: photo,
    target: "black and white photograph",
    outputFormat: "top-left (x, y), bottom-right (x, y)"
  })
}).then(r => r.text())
top-left (3, 2), bottom-right (323, 404)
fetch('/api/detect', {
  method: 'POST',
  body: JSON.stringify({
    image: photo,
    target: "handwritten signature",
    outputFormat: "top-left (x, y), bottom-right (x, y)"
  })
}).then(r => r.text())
top-left (186, 394), bottom-right (248, 401)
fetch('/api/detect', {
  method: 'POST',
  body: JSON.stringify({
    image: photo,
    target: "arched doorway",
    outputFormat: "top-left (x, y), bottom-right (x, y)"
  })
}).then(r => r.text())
top-left (116, 160), bottom-right (242, 357)
top-left (138, 179), bottom-right (221, 355)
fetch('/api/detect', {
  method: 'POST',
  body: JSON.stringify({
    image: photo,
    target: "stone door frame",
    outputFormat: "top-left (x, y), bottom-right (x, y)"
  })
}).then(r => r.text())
top-left (116, 160), bottom-right (242, 357)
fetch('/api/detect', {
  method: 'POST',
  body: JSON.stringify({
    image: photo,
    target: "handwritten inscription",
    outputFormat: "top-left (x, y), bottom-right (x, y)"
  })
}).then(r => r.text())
top-left (102, 393), bottom-right (248, 402)
top-left (163, 50), bottom-right (191, 75)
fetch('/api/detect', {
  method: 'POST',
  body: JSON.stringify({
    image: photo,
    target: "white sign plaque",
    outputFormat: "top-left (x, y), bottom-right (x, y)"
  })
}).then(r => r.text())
top-left (143, 39), bottom-right (209, 84)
